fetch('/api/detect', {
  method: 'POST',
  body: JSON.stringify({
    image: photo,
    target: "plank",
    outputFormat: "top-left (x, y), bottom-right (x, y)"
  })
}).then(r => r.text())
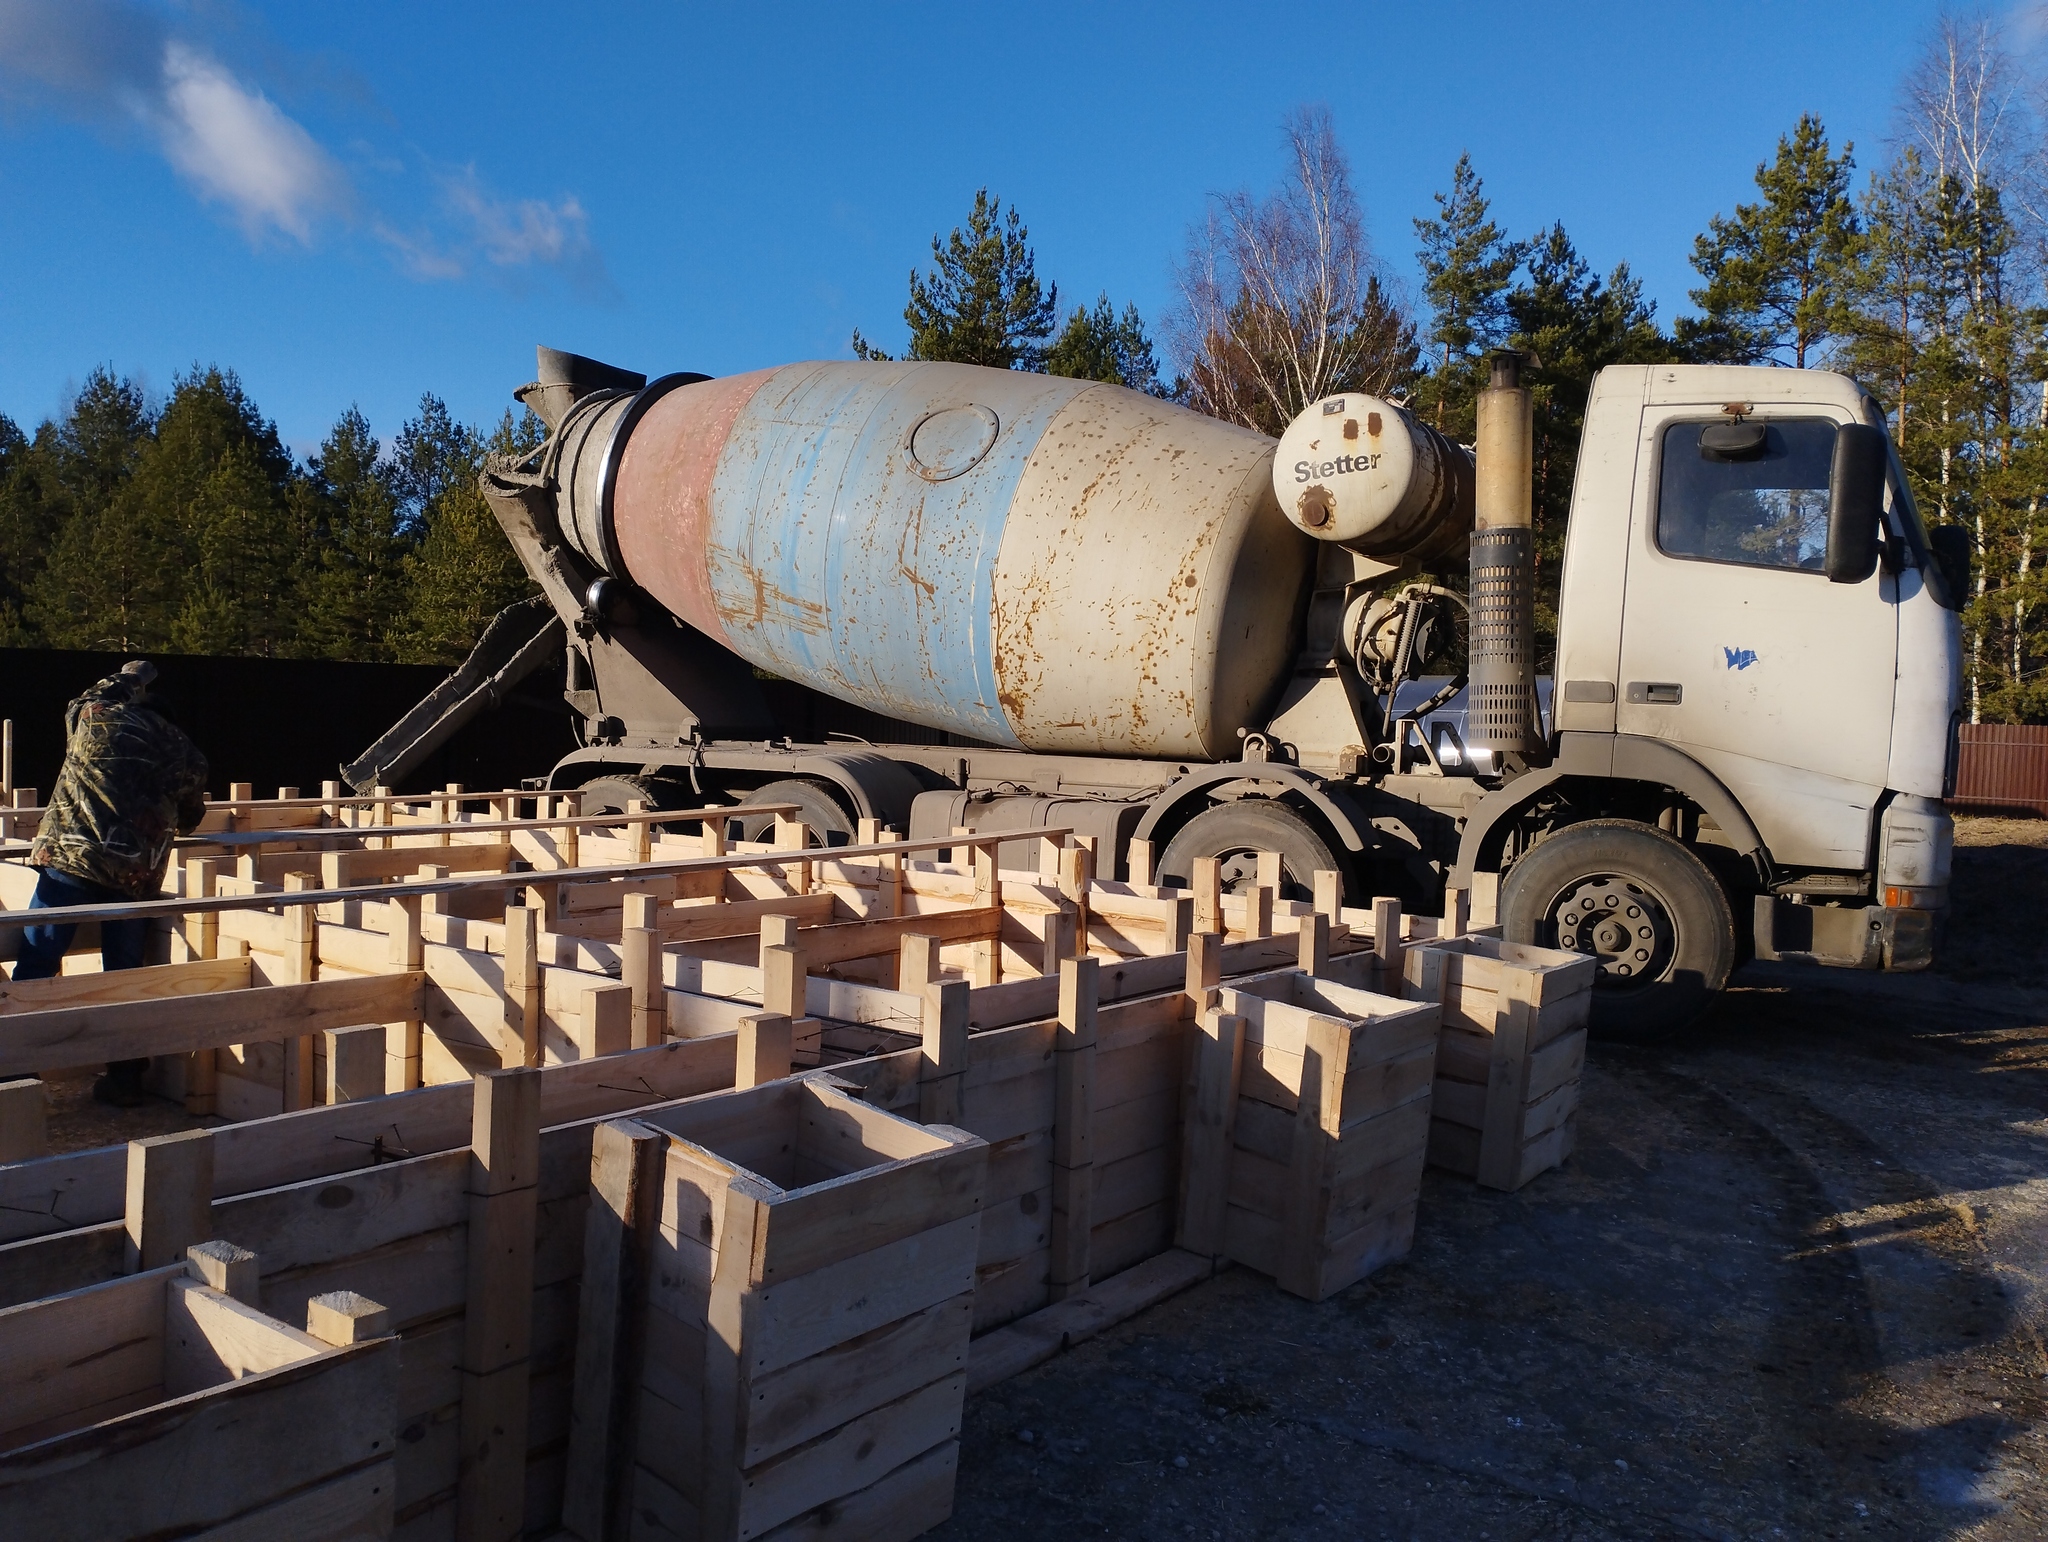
top-left (0, 974), bottom-right (426, 1077)
top-left (747, 1213), bottom-right (981, 1377)
top-left (753, 1438), bottom-right (957, 1542)
top-left (736, 1373), bottom-right (965, 1539)
top-left (185, 1458), bottom-right (396, 1542)
top-left (963, 1248), bottom-right (1214, 1393)
top-left (0, 955), bottom-right (250, 1013)
top-left (0, 1339), bottom-right (398, 1542)
top-left (163, 1275), bottom-right (327, 1396)
top-left (757, 1141), bottom-right (987, 1285)
top-left (0, 1262), bottom-right (181, 1446)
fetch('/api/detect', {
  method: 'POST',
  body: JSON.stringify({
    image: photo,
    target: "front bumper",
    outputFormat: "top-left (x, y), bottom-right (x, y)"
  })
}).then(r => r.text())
top-left (1752, 896), bottom-right (1939, 971)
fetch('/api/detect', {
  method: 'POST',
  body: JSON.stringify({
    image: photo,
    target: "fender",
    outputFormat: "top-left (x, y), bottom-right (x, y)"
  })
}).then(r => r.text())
top-left (553, 746), bottom-right (928, 828)
top-left (1132, 761), bottom-right (1369, 852)
top-left (1449, 732), bottom-right (1771, 887)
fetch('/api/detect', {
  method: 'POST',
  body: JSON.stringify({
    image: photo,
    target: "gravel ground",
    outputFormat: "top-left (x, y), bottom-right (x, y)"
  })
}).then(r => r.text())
top-left (936, 817), bottom-right (2048, 1541)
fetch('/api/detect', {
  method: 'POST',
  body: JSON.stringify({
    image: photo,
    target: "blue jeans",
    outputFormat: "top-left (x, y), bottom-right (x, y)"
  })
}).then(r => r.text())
top-left (12, 868), bottom-right (148, 980)
top-left (13, 868), bottom-right (151, 1086)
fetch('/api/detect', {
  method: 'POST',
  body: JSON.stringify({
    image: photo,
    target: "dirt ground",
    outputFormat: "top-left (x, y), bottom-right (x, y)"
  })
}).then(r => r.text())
top-left (936, 816), bottom-right (2048, 1542)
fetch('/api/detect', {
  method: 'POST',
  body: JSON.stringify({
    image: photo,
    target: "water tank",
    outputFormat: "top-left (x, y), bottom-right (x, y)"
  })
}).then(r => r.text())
top-left (554, 360), bottom-right (1314, 760)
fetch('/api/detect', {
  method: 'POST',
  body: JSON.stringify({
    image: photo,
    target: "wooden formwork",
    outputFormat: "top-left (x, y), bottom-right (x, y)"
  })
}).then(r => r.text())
top-left (0, 1239), bottom-right (399, 1541)
top-left (0, 782), bottom-right (1542, 1542)
top-left (1400, 935), bottom-right (1595, 1191)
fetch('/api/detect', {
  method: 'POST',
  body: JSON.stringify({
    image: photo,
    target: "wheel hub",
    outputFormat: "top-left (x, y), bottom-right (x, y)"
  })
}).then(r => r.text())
top-left (1552, 876), bottom-right (1673, 983)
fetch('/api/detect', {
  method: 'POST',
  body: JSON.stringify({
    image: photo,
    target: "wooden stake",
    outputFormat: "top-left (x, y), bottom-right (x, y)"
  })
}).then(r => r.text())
top-left (1040, 908), bottom-right (1077, 979)
top-left (626, 798), bottom-right (651, 863)
top-left (577, 981), bottom-right (632, 1060)
top-left (1192, 856), bottom-right (1222, 937)
top-left (973, 839), bottom-right (1002, 984)
top-left (1050, 956), bottom-right (1098, 1301)
top-left (563, 1118), bottom-right (665, 1542)
top-left (307, 1290), bottom-right (391, 1346)
top-left (505, 904), bottom-right (543, 1070)
top-left (619, 919), bottom-right (664, 1049)
top-left (1176, 1008), bottom-right (1244, 1261)
top-left (1255, 850), bottom-right (1282, 894)
top-left (125, 1128), bottom-right (213, 1272)
top-left (1313, 869), bottom-right (1343, 921)
top-left (325, 1024), bottom-right (384, 1104)
top-left (919, 978), bottom-right (969, 1125)
top-left (1444, 885), bottom-right (1469, 939)
top-left (1372, 896), bottom-right (1402, 986)
top-left (388, 894), bottom-right (424, 1092)
top-left (1127, 836), bottom-right (1154, 888)
top-left (281, 873), bottom-right (317, 1111)
top-left (186, 1239), bottom-right (257, 1305)
top-left (899, 932), bottom-right (941, 993)
top-left (0, 1078), bottom-right (47, 1164)
top-left (1184, 931), bottom-right (1222, 1016)
top-left (457, 1068), bottom-right (540, 1542)
top-left (1247, 883), bottom-right (1274, 940)
top-left (1298, 911), bottom-right (1331, 976)
top-left (557, 790), bottom-right (582, 869)
top-left (735, 1013), bottom-right (793, 1089)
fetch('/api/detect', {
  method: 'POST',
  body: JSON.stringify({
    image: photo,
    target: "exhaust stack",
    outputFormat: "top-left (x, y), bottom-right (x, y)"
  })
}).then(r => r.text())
top-left (1467, 350), bottom-right (1541, 762)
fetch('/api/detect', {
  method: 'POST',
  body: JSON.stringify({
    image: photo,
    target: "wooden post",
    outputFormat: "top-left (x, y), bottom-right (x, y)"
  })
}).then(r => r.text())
top-left (388, 894), bottom-right (425, 1092)
top-left (557, 791), bottom-right (582, 869)
top-left (277, 785), bottom-right (300, 803)
top-left (186, 1239), bottom-right (257, 1305)
top-left (919, 978), bottom-right (969, 1125)
top-left (700, 1177), bottom-right (775, 1542)
top-left (505, 904), bottom-right (543, 1071)
top-left (0, 1078), bottom-right (47, 1164)
top-left (760, 941), bottom-right (803, 1020)
top-left (1176, 1008), bottom-right (1244, 1261)
top-left (620, 894), bottom-right (664, 1049)
top-left (1127, 836), bottom-right (1154, 889)
top-left (877, 828), bottom-right (902, 918)
top-left (372, 785), bottom-right (392, 851)
top-left (1279, 1014), bottom-right (1353, 1299)
top-left (181, 858), bottom-right (220, 1115)
top-left (563, 1118), bottom-right (666, 1542)
top-left (973, 838), bottom-right (1002, 985)
top-left (1192, 856), bottom-right (1222, 937)
top-left (281, 873), bottom-right (317, 1112)
top-left (1247, 883), bottom-right (1274, 940)
top-left (321, 780), bottom-right (342, 823)
top-left (1184, 931), bottom-right (1223, 1016)
top-left (1372, 896), bottom-right (1402, 988)
top-left (899, 932), bottom-right (940, 994)
top-left (307, 1290), bottom-right (391, 1346)
top-left (701, 815), bottom-right (726, 859)
top-left (457, 1068), bottom-right (541, 1542)
top-left (855, 816), bottom-right (880, 846)
top-left (773, 812), bottom-right (810, 894)
top-left (1469, 869), bottom-right (1500, 929)
top-left (1, 717), bottom-right (10, 801)
top-left (626, 798), bottom-right (651, 863)
top-left (1477, 965), bottom-right (1542, 1192)
top-left (735, 1013), bottom-right (793, 1089)
top-left (1058, 840), bottom-right (1093, 965)
top-left (125, 1128), bottom-right (213, 1272)
top-left (1167, 893), bottom-right (1195, 956)
top-left (1298, 911), bottom-right (1331, 976)
top-left (760, 912), bottom-right (798, 950)
top-left (577, 981), bottom-right (633, 1061)
top-left (1255, 850), bottom-right (1282, 894)
top-left (325, 1024), bottom-right (385, 1104)
top-left (1039, 908), bottom-right (1077, 978)
top-left (1050, 956), bottom-right (1098, 1301)
top-left (1443, 886), bottom-right (1470, 940)
top-left (1313, 869), bottom-right (1343, 921)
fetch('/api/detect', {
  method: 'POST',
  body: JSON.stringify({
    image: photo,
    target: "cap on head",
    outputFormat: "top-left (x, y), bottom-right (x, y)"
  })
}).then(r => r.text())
top-left (120, 659), bottom-right (158, 688)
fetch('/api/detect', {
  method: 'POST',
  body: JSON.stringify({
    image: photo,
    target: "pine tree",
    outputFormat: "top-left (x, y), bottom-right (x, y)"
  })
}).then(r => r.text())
top-left (854, 190), bottom-right (1058, 369)
top-left (297, 407), bottom-right (408, 660)
top-left (1044, 294), bottom-right (1170, 395)
top-left (1681, 114), bottom-right (1860, 366)
top-left (1412, 153), bottom-right (1522, 438)
top-left (28, 369), bottom-right (163, 650)
top-left (394, 408), bottom-right (542, 666)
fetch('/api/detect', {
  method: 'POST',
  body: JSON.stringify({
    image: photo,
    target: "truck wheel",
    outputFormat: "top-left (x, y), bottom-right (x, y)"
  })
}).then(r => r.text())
top-left (1499, 819), bottom-right (1734, 1038)
top-left (731, 778), bottom-right (856, 848)
top-left (573, 775), bottom-right (684, 819)
top-left (1156, 800), bottom-right (1347, 904)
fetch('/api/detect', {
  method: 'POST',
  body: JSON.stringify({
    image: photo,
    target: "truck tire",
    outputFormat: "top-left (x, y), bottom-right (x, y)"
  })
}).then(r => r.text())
top-left (731, 778), bottom-right (856, 848)
top-left (1156, 800), bottom-right (1347, 904)
top-left (572, 775), bottom-right (685, 819)
top-left (1499, 818), bottom-right (1735, 1038)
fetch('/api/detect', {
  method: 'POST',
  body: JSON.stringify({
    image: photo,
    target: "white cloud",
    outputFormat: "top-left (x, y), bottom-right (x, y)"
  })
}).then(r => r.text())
top-left (155, 42), bottom-right (346, 243)
top-left (0, 0), bottom-right (612, 290)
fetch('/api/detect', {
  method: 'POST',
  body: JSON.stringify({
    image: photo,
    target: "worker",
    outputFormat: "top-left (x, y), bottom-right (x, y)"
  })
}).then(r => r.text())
top-left (16, 661), bottom-right (209, 1106)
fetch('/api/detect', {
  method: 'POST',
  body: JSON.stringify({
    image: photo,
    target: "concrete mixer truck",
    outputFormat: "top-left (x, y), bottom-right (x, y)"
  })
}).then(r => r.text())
top-left (349, 346), bottom-right (1965, 1033)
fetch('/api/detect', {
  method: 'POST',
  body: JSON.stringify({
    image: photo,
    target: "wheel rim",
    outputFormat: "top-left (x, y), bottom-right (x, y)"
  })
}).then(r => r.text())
top-left (1550, 874), bottom-right (1677, 989)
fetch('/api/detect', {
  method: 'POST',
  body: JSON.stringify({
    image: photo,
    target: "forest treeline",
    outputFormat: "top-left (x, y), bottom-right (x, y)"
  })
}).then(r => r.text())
top-left (0, 372), bottom-right (540, 666)
top-left (3, 17), bottom-right (2042, 717)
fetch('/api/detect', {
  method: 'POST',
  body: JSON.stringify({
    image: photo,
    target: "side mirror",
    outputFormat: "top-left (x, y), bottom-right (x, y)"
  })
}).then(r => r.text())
top-left (1928, 524), bottom-right (1971, 605)
top-left (1826, 424), bottom-right (1887, 584)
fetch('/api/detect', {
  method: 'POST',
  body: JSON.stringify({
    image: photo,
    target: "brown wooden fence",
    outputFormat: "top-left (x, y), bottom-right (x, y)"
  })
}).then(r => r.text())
top-left (1952, 723), bottom-right (2048, 817)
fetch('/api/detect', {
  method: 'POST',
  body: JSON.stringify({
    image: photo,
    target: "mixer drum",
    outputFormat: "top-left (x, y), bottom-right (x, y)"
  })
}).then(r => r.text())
top-left (580, 361), bottom-right (1313, 761)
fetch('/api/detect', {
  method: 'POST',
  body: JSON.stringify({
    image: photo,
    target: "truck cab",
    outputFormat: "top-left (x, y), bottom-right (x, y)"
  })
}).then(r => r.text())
top-left (1472, 364), bottom-right (1962, 1022)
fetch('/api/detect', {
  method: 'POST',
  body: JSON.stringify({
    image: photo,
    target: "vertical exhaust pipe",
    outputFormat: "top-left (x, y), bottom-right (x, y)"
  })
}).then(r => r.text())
top-left (1468, 350), bottom-right (1541, 763)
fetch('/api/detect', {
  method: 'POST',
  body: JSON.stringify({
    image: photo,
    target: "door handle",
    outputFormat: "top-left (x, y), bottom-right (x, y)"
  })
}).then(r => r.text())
top-left (1626, 682), bottom-right (1683, 705)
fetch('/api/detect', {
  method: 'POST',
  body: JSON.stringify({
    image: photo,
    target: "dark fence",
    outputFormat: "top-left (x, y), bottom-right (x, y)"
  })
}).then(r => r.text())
top-left (1952, 723), bottom-right (2048, 818)
top-left (0, 649), bottom-right (575, 801)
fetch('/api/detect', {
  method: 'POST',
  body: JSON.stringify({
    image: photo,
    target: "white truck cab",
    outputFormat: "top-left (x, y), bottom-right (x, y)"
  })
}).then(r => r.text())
top-left (1465, 364), bottom-right (1963, 1025)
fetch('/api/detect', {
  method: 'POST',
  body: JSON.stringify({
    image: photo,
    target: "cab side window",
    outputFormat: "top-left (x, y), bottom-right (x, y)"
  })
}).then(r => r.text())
top-left (1657, 418), bottom-right (1837, 571)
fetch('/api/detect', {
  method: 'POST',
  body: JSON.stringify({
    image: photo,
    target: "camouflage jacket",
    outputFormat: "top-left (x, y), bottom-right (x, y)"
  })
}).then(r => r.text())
top-left (29, 674), bottom-right (210, 896)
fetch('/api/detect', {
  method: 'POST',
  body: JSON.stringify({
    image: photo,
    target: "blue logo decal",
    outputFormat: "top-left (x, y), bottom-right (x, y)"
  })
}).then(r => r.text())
top-left (1723, 647), bottom-right (1758, 670)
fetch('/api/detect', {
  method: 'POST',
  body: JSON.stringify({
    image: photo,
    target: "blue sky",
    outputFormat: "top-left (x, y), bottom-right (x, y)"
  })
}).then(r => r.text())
top-left (0, 0), bottom-right (2009, 459)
